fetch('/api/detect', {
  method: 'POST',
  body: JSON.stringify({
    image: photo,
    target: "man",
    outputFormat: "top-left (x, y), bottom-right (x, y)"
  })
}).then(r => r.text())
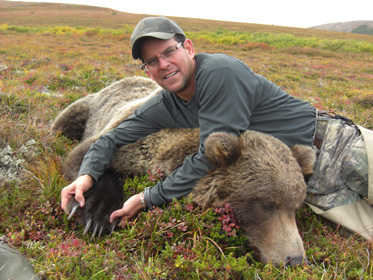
top-left (61, 17), bottom-right (369, 231)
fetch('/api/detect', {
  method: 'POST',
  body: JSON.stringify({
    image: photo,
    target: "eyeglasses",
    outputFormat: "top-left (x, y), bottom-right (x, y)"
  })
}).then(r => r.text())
top-left (141, 41), bottom-right (183, 71)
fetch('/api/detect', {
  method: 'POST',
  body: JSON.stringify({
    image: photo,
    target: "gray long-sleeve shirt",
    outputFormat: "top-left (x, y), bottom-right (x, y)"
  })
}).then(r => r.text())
top-left (78, 53), bottom-right (316, 208)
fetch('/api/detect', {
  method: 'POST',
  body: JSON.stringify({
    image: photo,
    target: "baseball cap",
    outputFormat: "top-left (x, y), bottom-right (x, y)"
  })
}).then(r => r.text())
top-left (131, 17), bottom-right (185, 59)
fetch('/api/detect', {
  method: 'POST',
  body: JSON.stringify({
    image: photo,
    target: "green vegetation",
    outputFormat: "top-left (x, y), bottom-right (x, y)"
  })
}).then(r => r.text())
top-left (1, 24), bottom-right (373, 54)
top-left (352, 25), bottom-right (373, 36)
top-left (0, 23), bottom-right (134, 37)
top-left (0, 2), bottom-right (372, 279)
top-left (188, 29), bottom-right (373, 54)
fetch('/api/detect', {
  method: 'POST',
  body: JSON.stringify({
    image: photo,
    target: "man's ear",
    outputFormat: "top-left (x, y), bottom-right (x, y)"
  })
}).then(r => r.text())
top-left (184, 38), bottom-right (195, 57)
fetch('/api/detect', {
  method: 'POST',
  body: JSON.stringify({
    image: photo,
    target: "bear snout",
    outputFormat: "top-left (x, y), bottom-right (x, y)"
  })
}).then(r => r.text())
top-left (254, 231), bottom-right (306, 266)
top-left (267, 217), bottom-right (305, 266)
top-left (237, 203), bottom-right (306, 267)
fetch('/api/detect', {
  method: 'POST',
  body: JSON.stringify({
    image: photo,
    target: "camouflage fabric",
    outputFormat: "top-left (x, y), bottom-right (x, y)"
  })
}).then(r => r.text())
top-left (306, 115), bottom-right (368, 211)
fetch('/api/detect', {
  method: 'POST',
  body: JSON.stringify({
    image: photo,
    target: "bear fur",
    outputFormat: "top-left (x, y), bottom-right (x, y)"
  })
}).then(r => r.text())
top-left (53, 76), bottom-right (316, 266)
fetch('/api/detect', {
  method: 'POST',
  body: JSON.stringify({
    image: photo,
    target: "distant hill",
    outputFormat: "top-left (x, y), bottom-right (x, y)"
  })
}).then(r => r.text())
top-left (311, 20), bottom-right (373, 35)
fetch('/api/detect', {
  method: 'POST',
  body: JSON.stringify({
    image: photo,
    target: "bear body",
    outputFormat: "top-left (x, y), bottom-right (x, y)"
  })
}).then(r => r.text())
top-left (53, 77), bottom-right (315, 266)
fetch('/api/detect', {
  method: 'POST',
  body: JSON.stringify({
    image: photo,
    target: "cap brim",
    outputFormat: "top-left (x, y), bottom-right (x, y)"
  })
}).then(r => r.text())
top-left (132, 32), bottom-right (175, 59)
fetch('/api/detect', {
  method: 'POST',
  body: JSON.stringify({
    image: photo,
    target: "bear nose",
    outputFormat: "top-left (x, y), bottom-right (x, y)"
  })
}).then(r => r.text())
top-left (285, 256), bottom-right (306, 266)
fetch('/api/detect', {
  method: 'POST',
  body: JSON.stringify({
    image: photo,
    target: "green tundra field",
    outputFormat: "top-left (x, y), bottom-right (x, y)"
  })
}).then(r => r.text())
top-left (0, 1), bottom-right (372, 279)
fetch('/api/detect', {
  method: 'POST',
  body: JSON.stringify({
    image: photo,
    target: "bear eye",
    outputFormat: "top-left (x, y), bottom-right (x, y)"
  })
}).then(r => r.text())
top-left (262, 202), bottom-right (277, 212)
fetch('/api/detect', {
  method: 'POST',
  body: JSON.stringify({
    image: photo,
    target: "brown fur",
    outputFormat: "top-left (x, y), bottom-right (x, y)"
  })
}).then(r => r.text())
top-left (54, 77), bottom-right (316, 266)
top-left (53, 76), bottom-right (160, 141)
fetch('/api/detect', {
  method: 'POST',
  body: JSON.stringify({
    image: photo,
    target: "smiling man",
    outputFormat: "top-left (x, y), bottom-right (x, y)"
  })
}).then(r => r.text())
top-left (60, 17), bottom-right (369, 228)
top-left (139, 37), bottom-right (196, 101)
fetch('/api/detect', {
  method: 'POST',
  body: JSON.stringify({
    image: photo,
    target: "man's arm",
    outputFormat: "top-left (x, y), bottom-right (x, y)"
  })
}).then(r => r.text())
top-left (78, 113), bottom-right (162, 181)
top-left (61, 96), bottom-right (168, 213)
top-left (144, 149), bottom-right (209, 208)
top-left (61, 91), bottom-right (197, 214)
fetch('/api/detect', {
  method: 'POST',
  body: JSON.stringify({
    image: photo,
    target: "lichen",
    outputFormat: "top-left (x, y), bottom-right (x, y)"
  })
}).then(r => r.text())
top-left (0, 140), bottom-right (37, 183)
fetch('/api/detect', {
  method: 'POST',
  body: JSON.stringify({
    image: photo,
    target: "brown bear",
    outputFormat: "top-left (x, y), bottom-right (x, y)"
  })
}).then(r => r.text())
top-left (53, 76), bottom-right (316, 266)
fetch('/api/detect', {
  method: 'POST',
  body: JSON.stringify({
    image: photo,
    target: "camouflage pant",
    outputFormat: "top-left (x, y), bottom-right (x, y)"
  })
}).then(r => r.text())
top-left (306, 113), bottom-right (369, 211)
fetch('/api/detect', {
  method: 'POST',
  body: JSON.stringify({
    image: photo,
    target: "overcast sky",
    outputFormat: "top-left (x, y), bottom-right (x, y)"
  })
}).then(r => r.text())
top-left (10, 0), bottom-right (373, 28)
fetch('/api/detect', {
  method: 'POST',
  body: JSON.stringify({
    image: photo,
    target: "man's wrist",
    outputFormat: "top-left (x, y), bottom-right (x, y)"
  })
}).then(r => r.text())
top-left (80, 174), bottom-right (94, 183)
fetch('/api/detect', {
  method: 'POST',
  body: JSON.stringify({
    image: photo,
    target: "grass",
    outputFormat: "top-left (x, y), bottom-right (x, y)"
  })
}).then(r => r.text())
top-left (1, 1), bottom-right (373, 279)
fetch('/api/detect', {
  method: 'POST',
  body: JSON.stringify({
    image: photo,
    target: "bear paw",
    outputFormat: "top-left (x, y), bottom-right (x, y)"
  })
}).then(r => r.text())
top-left (66, 169), bottom-right (124, 240)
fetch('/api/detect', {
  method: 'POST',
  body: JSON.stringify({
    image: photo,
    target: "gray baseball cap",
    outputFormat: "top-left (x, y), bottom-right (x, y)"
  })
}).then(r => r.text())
top-left (131, 17), bottom-right (185, 59)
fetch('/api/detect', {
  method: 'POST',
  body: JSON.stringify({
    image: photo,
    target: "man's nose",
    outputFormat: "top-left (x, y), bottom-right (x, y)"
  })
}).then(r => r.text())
top-left (157, 57), bottom-right (170, 69)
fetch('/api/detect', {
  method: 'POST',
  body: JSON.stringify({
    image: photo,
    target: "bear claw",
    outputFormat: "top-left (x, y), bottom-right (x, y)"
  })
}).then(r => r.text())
top-left (90, 224), bottom-right (98, 241)
top-left (68, 204), bottom-right (79, 220)
top-left (83, 219), bottom-right (92, 236)
top-left (98, 226), bottom-right (104, 239)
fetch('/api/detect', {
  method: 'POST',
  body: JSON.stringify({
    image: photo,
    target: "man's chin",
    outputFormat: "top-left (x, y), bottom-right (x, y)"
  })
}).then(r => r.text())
top-left (162, 80), bottom-right (184, 94)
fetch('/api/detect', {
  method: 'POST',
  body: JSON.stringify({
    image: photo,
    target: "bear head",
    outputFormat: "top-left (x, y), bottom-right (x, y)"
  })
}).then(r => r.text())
top-left (191, 130), bottom-right (316, 266)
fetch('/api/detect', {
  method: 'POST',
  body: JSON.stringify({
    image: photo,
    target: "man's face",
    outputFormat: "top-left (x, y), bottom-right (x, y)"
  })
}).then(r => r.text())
top-left (140, 37), bottom-right (196, 101)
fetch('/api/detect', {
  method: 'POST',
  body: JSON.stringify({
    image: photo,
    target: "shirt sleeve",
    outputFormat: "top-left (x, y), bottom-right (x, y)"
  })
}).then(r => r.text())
top-left (77, 92), bottom-right (185, 181)
top-left (78, 113), bottom-right (161, 181)
top-left (143, 147), bottom-right (209, 207)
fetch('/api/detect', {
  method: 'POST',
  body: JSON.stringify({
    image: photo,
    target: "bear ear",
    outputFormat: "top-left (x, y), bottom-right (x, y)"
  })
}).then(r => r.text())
top-left (204, 132), bottom-right (243, 167)
top-left (290, 145), bottom-right (316, 176)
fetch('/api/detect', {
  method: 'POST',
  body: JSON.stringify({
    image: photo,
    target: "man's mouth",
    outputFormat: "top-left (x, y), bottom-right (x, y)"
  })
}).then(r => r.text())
top-left (165, 71), bottom-right (178, 79)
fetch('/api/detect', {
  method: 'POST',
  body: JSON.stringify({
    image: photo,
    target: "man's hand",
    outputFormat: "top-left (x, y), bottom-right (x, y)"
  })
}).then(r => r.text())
top-left (109, 193), bottom-right (145, 223)
top-left (61, 174), bottom-right (94, 213)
